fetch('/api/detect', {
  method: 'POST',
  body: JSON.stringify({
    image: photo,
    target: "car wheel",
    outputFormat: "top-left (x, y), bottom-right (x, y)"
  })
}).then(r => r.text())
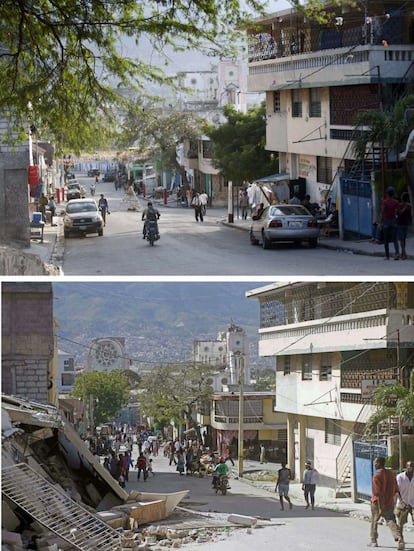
top-left (249, 230), bottom-right (258, 245)
top-left (309, 238), bottom-right (318, 248)
top-left (98, 229), bottom-right (103, 236)
top-left (262, 231), bottom-right (271, 249)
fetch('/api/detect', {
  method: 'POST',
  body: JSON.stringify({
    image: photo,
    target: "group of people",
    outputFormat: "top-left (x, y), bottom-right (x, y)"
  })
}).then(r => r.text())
top-left (275, 457), bottom-right (413, 550)
top-left (368, 457), bottom-right (414, 550)
top-left (376, 187), bottom-right (412, 260)
top-left (38, 192), bottom-right (57, 225)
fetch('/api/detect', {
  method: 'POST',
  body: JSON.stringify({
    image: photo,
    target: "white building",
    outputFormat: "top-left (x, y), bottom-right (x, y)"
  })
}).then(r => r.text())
top-left (193, 323), bottom-right (251, 391)
top-left (57, 349), bottom-right (76, 394)
top-left (247, 282), bottom-right (414, 492)
top-left (245, 1), bottom-right (414, 236)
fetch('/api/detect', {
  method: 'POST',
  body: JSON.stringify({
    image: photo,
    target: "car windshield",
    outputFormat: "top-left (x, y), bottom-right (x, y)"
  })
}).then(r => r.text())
top-left (269, 205), bottom-right (309, 216)
top-left (66, 202), bottom-right (97, 214)
top-left (68, 183), bottom-right (80, 189)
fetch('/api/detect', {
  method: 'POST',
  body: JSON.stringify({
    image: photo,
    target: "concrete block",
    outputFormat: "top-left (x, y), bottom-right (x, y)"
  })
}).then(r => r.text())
top-left (227, 514), bottom-right (258, 527)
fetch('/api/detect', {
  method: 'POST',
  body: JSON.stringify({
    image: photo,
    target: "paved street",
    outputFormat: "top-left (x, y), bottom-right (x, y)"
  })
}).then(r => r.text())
top-left (57, 177), bottom-right (414, 276)
top-left (120, 450), bottom-right (414, 551)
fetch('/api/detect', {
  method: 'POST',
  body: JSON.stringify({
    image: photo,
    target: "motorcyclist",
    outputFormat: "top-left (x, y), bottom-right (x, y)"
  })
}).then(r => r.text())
top-left (212, 456), bottom-right (229, 488)
top-left (90, 182), bottom-right (96, 196)
top-left (141, 201), bottom-right (160, 239)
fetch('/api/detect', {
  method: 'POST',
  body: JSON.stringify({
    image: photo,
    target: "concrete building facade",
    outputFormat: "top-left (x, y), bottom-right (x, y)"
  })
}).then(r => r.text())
top-left (2, 282), bottom-right (54, 404)
top-left (247, 282), bottom-right (414, 487)
top-left (245, 1), bottom-right (414, 234)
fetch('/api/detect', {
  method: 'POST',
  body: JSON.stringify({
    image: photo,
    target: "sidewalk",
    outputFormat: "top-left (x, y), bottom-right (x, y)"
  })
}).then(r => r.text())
top-left (237, 458), bottom-right (371, 521)
top-left (15, 196), bottom-right (413, 275)
top-left (155, 196), bottom-right (414, 260)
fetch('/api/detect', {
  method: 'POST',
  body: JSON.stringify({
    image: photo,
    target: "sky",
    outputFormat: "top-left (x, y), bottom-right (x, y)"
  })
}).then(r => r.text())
top-left (117, 0), bottom-right (292, 75)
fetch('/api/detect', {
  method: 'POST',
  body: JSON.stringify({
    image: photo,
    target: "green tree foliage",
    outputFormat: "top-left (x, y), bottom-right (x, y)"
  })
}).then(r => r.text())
top-left (118, 102), bottom-right (202, 173)
top-left (366, 378), bottom-right (414, 435)
top-left (138, 362), bottom-right (216, 428)
top-left (0, 0), bottom-right (264, 152)
top-left (203, 103), bottom-right (278, 184)
top-left (352, 94), bottom-right (414, 208)
top-left (71, 370), bottom-right (130, 426)
top-left (252, 368), bottom-right (276, 391)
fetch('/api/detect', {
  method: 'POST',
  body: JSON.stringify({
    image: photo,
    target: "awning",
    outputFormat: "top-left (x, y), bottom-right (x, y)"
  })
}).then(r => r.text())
top-left (253, 173), bottom-right (290, 183)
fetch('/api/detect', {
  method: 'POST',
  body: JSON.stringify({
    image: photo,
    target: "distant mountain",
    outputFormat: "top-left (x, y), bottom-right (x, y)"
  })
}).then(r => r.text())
top-left (53, 282), bottom-right (273, 368)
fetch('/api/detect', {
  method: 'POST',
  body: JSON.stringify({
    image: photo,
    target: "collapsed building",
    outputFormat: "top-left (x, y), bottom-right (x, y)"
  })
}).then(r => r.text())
top-left (1, 394), bottom-right (187, 551)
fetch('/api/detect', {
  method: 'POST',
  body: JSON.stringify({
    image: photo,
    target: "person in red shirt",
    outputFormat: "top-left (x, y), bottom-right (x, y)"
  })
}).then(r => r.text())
top-left (369, 456), bottom-right (404, 549)
top-left (380, 186), bottom-right (400, 260)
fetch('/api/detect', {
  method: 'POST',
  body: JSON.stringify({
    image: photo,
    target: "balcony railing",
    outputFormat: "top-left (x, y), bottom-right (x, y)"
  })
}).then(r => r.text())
top-left (214, 415), bottom-right (264, 424)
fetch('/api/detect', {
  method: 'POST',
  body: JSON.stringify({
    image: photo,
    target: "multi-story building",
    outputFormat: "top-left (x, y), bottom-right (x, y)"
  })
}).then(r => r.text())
top-left (2, 282), bottom-right (55, 405)
top-left (193, 323), bottom-right (251, 389)
top-left (178, 58), bottom-right (264, 206)
top-left (57, 349), bottom-right (76, 394)
top-left (246, 1), bottom-right (414, 237)
top-left (247, 282), bottom-right (414, 489)
top-left (194, 323), bottom-right (286, 460)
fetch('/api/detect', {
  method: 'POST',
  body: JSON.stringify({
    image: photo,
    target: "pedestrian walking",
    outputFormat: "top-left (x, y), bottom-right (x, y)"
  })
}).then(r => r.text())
top-left (98, 193), bottom-right (109, 226)
top-left (137, 452), bottom-right (148, 481)
top-left (224, 446), bottom-right (235, 466)
top-left (239, 191), bottom-right (249, 220)
top-left (276, 462), bottom-right (293, 511)
top-left (368, 455), bottom-right (404, 549)
top-left (380, 186), bottom-right (400, 260)
top-left (397, 192), bottom-right (411, 260)
top-left (199, 191), bottom-right (208, 216)
top-left (259, 443), bottom-right (267, 464)
top-left (191, 192), bottom-right (204, 222)
top-left (48, 196), bottom-right (57, 225)
top-left (395, 461), bottom-right (414, 533)
top-left (176, 449), bottom-right (185, 475)
top-left (302, 461), bottom-right (318, 510)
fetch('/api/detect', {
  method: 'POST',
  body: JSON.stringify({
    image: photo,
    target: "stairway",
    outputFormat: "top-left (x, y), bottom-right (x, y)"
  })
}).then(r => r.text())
top-left (2, 463), bottom-right (124, 551)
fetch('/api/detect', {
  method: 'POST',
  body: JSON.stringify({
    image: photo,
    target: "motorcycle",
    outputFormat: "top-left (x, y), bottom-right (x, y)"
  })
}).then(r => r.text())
top-left (213, 474), bottom-right (229, 495)
top-left (145, 220), bottom-right (160, 246)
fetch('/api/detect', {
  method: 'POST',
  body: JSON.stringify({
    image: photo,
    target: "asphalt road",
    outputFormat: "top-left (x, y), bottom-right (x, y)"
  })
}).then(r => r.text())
top-left (62, 178), bottom-right (414, 276)
top-left (122, 451), bottom-right (414, 551)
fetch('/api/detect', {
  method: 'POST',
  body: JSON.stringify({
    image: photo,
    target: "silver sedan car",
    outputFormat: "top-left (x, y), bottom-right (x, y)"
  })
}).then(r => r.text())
top-left (250, 204), bottom-right (320, 249)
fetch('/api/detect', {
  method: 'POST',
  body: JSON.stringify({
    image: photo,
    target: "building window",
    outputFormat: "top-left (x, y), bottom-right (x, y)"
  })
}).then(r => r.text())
top-left (319, 353), bottom-right (332, 381)
top-left (283, 356), bottom-right (291, 375)
top-left (61, 373), bottom-right (75, 386)
top-left (273, 91), bottom-right (281, 112)
top-left (325, 418), bottom-right (341, 446)
top-left (302, 354), bottom-right (312, 380)
top-left (317, 156), bottom-right (332, 184)
top-left (202, 141), bottom-right (213, 159)
top-left (292, 89), bottom-right (302, 117)
top-left (309, 88), bottom-right (321, 117)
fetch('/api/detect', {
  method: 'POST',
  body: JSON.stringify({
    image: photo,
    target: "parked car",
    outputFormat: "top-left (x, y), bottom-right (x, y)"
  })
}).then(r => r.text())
top-left (249, 204), bottom-right (320, 249)
top-left (63, 199), bottom-right (104, 238)
top-left (66, 181), bottom-right (86, 200)
top-left (103, 170), bottom-right (115, 182)
top-left (87, 168), bottom-right (100, 177)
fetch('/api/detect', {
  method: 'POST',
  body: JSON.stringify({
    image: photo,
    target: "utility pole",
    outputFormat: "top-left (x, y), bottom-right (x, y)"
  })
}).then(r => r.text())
top-left (396, 329), bottom-right (404, 472)
top-left (237, 352), bottom-right (245, 478)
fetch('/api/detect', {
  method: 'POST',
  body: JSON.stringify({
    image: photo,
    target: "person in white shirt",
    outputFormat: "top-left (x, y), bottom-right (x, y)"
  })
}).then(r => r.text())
top-left (396, 461), bottom-right (414, 530)
top-left (302, 461), bottom-right (319, 510)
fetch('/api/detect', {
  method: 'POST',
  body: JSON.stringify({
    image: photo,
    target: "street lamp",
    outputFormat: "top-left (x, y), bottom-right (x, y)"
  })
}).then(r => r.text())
top-left (234, 351), bottom-right (245, 478)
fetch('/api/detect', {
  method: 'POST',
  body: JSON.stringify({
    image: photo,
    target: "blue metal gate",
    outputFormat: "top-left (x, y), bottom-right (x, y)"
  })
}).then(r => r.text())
top-left (353, 441), bottom-right (388, 501)
top-left (340, 178), bottom-right (373, 239)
